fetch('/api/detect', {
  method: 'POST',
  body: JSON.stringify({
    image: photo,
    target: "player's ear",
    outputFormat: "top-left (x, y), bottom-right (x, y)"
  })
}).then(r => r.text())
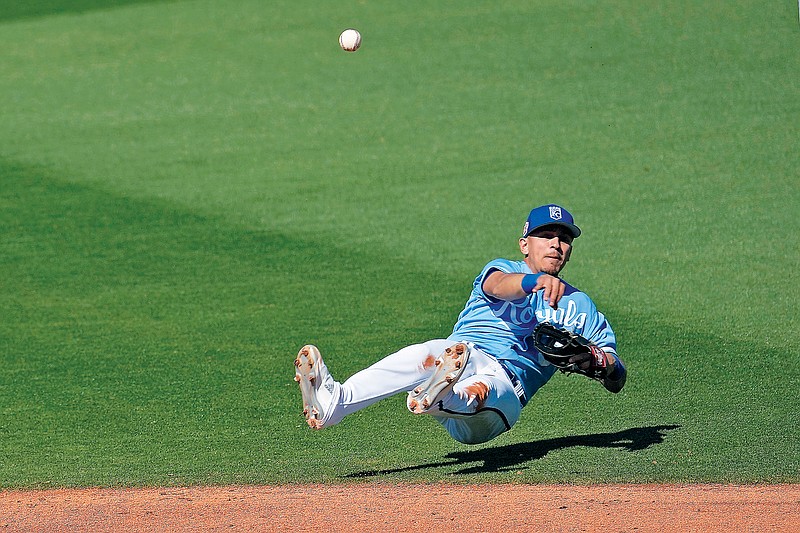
top-left (519, 237), bottom-right (529, 257)
top-left (564, 245), bottom-right (572, 263)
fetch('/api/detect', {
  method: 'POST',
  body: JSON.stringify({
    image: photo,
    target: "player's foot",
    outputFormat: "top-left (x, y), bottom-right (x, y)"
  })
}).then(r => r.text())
top-left (294, 345), bottom-right (339, 430)
top-left (407, 343), bottom-right (470, 414)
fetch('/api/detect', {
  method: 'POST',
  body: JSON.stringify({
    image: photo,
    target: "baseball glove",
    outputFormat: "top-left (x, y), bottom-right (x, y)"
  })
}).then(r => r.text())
top-left (531, 322), bottom-right (610, 380)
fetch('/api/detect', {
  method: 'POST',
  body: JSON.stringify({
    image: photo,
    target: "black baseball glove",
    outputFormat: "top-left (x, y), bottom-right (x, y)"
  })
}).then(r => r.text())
top-left (531, 322), bottom-right (611, 381)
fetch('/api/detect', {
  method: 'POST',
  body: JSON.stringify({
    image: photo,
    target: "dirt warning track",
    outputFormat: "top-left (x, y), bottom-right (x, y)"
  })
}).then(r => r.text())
top-left (2, 483), bottom-right (798, 531)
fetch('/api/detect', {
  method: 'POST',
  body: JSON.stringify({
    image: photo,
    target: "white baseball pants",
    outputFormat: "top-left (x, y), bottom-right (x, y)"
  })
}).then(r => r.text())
top-left (329, 339), bottom-right (523, 444)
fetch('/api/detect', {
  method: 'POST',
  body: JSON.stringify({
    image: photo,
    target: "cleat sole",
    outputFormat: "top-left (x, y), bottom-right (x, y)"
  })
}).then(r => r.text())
top-left (407, 343), bottom-right (470, 414)
top-left (295, 345), bottom-right (326, 429)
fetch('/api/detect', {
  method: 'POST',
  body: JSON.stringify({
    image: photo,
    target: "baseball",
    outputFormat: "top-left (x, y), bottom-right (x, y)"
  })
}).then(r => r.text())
top-left (339, 28), bottom-right (361, 52)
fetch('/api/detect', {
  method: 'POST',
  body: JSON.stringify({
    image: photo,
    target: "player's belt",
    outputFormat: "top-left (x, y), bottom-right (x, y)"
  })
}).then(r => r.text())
top-left (499, 362), bottom-right (527, 406)
top-left (464, 341), bottom-right (528, 406)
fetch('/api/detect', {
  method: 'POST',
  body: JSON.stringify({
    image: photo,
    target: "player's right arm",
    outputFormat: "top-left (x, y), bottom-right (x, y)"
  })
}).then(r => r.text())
top-left (482, 271), bottom-right (565, 308)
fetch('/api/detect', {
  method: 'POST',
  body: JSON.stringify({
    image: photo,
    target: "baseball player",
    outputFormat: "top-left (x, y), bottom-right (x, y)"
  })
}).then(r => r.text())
top-left (295, 204), bottom-right (627, 444)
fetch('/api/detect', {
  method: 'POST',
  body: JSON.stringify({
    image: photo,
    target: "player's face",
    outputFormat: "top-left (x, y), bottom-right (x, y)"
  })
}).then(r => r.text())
top-left (519, 225), bottom-right (574, 275)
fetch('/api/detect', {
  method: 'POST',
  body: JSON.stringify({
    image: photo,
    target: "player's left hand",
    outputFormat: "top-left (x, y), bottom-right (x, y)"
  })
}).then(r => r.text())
top-left (533, 323), bottom-right (609, 377)
top-left (568, 348), bottom-right (615, 372)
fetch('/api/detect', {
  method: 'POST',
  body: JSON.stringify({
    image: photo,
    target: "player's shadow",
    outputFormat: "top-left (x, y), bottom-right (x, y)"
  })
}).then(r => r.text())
top-left (345, 424), bottom-right (681, 477)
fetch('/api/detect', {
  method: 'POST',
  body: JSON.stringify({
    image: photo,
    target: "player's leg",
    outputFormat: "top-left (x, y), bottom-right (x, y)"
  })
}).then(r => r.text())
top-left (432, 347), bottom-right (523, 444)
top-left (336, 339), bottom-right (459, 417)
top-left (294, 340), bottom-right (456, 430)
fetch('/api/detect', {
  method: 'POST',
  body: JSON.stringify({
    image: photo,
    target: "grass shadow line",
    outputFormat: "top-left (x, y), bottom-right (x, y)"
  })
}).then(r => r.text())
top-left (0, 0), bottom-right (180, 23)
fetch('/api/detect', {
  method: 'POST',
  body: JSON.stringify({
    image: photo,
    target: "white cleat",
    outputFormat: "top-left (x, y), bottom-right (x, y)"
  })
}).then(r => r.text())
top-left (294, 344), bottom-right (331, 430)
top-left (407, 343), bottom-right (470, 414)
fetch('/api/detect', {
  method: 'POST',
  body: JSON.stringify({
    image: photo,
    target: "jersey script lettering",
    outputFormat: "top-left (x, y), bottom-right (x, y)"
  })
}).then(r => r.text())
top-left (535, 299), bottom-right (587, 330)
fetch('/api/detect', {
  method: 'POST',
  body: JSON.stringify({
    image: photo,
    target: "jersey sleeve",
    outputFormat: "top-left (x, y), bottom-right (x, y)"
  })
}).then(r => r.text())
top-left (474, 258), bottom-right (526, 303)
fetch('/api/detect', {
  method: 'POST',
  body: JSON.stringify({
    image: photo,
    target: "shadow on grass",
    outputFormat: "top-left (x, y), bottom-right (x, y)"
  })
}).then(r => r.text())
top-left (346, 424), bottom-right (681, 477)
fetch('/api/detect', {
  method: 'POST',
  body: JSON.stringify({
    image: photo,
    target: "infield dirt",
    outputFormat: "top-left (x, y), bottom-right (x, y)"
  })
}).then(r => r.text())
top-left (1, 483), bottom-right (798, 531)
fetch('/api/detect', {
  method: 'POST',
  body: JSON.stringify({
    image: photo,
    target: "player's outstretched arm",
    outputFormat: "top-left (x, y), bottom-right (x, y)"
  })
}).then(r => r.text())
top-left (601, 355), bottom-right (627, 393)
top-left (568, 349), bottom-right (627, 393)
top-left (483, 271), bottom-right (565, 308)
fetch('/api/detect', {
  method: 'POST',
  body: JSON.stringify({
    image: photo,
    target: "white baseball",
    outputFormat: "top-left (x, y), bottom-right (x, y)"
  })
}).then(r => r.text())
top-left (339, 29), bottom-right (361, 52)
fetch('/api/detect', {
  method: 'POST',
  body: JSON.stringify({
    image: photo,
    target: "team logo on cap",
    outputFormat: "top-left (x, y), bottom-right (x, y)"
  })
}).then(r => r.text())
top-left (549, 206), bottom-right (563, 220)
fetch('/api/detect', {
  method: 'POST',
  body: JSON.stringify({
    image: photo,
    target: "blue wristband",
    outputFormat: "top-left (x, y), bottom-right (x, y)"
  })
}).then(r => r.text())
top-left (521, 273), bottom-right (543, 294)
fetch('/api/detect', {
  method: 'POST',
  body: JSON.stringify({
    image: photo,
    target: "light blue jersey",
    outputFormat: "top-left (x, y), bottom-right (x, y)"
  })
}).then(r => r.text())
top-left (447, 258), bottom-right (618, 403)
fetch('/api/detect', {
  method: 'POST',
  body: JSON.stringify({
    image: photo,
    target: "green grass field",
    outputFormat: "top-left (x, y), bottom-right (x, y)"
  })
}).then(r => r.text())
top-left (1, 0), bottom-right (798, 488)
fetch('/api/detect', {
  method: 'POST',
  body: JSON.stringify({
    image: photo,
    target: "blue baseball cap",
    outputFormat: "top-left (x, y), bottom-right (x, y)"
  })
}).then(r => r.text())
top-left (522, 204), bottom-right (581, 239)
